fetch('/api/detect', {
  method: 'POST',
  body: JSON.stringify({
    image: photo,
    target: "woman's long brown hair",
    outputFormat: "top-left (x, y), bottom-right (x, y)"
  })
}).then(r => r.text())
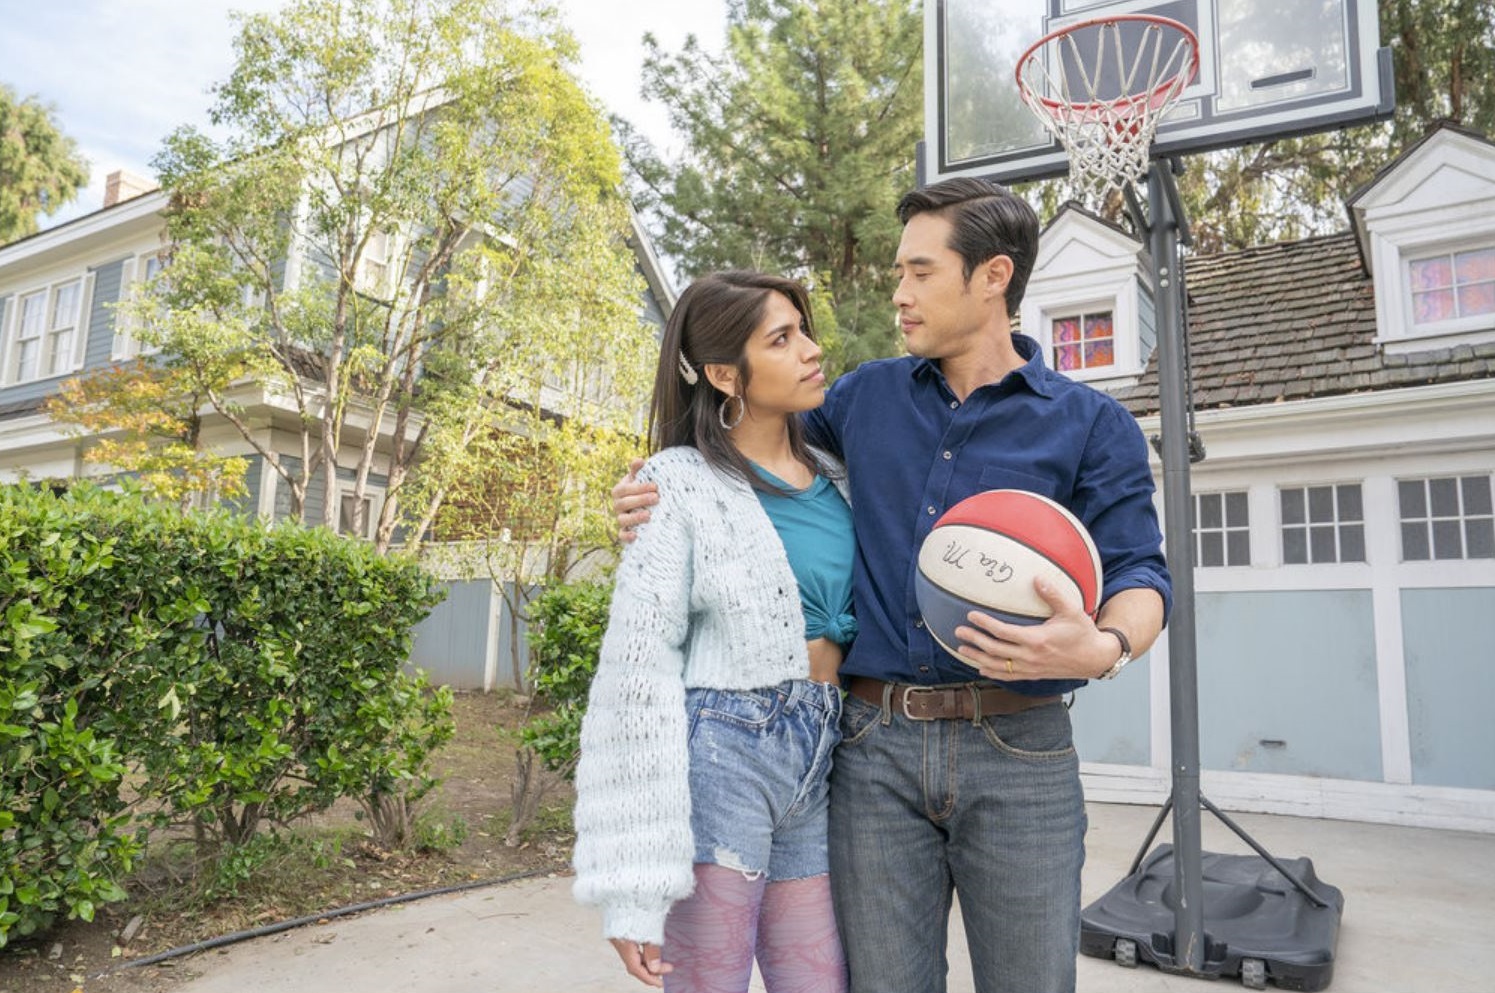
top-left (647, 270), bottom-right (823, 494)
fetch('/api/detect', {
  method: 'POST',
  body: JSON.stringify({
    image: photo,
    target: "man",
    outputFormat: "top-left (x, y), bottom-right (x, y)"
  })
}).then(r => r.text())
top-left (613, 178), bottom-right (1171, 993)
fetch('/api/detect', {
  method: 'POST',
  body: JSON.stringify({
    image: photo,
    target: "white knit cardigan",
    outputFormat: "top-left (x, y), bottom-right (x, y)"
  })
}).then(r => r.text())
top-left (571, 445), bottom-right (850, 943)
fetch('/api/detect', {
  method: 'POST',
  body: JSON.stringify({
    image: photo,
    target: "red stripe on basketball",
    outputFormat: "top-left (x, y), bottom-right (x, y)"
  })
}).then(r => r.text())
top-left (933, 490), bottom-right (1102, 614)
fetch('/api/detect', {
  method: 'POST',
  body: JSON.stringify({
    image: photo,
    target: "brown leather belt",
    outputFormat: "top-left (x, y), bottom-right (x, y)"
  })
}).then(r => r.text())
top-left (847, 676), bottom-right (1059, 721)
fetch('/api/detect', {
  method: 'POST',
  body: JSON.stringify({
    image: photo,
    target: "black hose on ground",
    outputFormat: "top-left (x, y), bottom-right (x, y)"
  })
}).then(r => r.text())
top-left (111, 867), bottom-right (554, 974)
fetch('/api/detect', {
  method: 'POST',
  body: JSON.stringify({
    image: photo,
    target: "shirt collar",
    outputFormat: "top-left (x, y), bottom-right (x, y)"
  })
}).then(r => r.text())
top-left (910, 333), bottom-right (1056, 399)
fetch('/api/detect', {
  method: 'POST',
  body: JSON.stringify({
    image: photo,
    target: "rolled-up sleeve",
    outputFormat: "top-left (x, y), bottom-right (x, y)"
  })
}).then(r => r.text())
top-left (1072, 401), bottom-right (1173, 622)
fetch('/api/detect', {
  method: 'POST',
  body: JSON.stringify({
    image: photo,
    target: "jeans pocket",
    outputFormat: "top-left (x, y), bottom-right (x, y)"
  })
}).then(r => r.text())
top-left (838, 694), bottom-right (883, 748)
top-left (693, 687), bottom-right (783, 734)
top-left (980, 703), bottom-right (1077, 760)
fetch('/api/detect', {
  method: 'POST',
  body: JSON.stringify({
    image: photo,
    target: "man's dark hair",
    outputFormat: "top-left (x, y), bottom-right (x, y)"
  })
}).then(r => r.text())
top-left (896, 178), bottom-right (1039, 318)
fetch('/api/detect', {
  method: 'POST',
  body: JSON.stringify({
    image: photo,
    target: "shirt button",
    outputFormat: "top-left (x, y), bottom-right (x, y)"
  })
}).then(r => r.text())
top-left (919, 665), bottom-right (931, 673)
top-left (949, 400), bottom-right (958, 409)
top-left (942, 450), bottom-right (952, 460)
top-left (914, 619), bottom-right (924, 629)
top-left (927, 506), bottom-right (936, 515)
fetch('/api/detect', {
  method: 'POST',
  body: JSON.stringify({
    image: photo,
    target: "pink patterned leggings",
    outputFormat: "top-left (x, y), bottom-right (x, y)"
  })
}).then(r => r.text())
top-left (662, 863), bottom-right (848, 993)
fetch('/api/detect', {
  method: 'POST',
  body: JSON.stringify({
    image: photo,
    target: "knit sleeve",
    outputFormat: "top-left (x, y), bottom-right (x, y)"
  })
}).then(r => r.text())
top-left (570, 456), bottom-right (698, 944)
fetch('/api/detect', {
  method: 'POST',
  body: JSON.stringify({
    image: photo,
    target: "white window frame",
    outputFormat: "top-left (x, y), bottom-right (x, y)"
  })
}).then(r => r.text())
top-left (1279, 482), bottom-right (1367, 565)
top-left (2, 273), bottom-right (91, 386)
top-left (1194, 490), bottom-right (1251, 568)
top-left (356, 227), bottom-right (395, 298)
top-left (335, 482), bottom-right (385, 540)
top-left (1397, 473), bottom-right (1495, 562)
top-left (1403, 242), bottom-right (1495, 336)
top-left (1023, 279), bottom-right (1148, 386)
top-left (1370, 224), bottom-right (1495, 354)
top-left (1046, 306), bottom-right (1120, 379)
top-left (113, 252), bottom-right (166, 361)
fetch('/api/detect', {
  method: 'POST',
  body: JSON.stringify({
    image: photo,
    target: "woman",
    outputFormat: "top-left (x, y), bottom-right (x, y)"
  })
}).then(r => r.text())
top-left (572, 271), bottom-right (854, 992)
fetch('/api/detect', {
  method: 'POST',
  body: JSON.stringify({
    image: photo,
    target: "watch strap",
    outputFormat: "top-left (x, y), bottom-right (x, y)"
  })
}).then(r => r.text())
top-left (1096, 626), bottom-right (1133, 680)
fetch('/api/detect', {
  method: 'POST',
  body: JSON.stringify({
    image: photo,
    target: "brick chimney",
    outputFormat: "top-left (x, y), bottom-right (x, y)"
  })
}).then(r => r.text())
top-left (103, 170), bottom-right (157, 208)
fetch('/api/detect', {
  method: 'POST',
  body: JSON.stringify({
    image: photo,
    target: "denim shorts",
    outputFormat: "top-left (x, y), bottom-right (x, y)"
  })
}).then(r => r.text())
top-left (684, 678), bottom-right (843, 882)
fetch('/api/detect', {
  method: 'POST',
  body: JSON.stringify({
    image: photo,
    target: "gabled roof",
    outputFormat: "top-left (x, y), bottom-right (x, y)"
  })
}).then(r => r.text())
top-left (1114, 232), bottom-right (1495, 417)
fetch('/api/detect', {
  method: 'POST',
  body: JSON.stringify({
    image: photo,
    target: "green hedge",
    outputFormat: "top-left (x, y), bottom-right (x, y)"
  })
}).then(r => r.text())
top-left (521, 580), bottom-right (612, 777)
top-left (0, 483), bottom-right (450, 947)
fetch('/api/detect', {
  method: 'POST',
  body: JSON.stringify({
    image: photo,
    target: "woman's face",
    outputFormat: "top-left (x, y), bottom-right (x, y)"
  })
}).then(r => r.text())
top-left (738, 291), bottom-right (826, 416)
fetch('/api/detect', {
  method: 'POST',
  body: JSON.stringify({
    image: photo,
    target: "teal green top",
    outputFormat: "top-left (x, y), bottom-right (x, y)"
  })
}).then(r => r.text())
top-left (751, 465), bottom-right (857, 646)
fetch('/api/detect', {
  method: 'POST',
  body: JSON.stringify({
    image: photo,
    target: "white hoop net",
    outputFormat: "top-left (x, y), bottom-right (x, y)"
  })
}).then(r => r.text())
top-left (1016, 16), bottom-right (1199, 199)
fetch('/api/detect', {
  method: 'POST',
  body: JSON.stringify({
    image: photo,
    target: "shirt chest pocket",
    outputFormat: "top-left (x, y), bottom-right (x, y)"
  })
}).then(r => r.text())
top-left (978, 465), bottom-right (1061, 501)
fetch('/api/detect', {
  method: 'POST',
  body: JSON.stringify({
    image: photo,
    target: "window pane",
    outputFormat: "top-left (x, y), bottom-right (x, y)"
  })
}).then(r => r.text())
top-left (1459, 281), bottom-right (1495, 316)
top-left (1084, 312), bottom-right (1114, 339)
top-left (1199, 493), bottom-right (1223, 529)
top-left (1284, 527), bottom-right (1307, 564)
top-left (1413, 289), bottom-right (1456, 322)
top-left (1337, 484), bottom-right (1363, 522)
top-left (16, 339), bottom-right (38, 381)
top-left (1308, 486), bottom-right (1334, 523)
top-left (1402, 521), bottom-right (1430, 560)
top-left (1053, 317), bottom-right (1081, 343)
top-left (1462, 476), bottom-right (1493, 516)
top-left (1054, 343), bottom-right (1081, 371)
top-left (1432, 519), bottom-right (1463, 559)
top-left (1227, 530), bottom-right (1250, 565)
top-left (1309, 525), bottom-right (1337, 562)
top-left (1430, 477), bottom-right (1460, 517)
top-left (49, 330), bottom-right (73, 374)
top-left (1466, 519), bottom-right (1495, 559)
top-left (1201, 531), bottom-right (1224, 567)
top-left (1225, 491), bottom-right (1248, 526)
top-left (20, 292), bottom-right (46, 337)
top-left (1082, 338), bottom-right (1114, 367)
top-left (1398, 479), bottom-right (1426, 519)
top-left (52, 282), bottom-right (80, 328)
top-left (1454, 247), bottom-right (1495, 282)
top-left (1409, 255), bottom-right (1453, 290)
top-left (1281, 488), bottom-right (1305, 525)
top-left (1339, 524), bottom-right (1365, 563)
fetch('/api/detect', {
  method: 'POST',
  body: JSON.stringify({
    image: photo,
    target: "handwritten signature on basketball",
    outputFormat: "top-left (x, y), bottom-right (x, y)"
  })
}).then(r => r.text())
top-left (940, 541), bottom-right (1014, 583)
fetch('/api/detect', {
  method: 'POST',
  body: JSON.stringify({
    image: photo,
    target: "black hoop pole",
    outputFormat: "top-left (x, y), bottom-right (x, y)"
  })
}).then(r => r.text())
top-left (1146, 159), bottom-right (1206, 974)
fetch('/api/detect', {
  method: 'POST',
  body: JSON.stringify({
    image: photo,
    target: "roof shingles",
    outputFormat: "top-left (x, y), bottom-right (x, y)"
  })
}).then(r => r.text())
top-left (1116, 232), bottom-right (1495, 417)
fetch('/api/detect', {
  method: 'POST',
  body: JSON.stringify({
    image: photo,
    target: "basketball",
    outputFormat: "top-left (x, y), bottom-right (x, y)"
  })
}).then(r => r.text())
top-left (915, 489), bottom-right (1103, 660)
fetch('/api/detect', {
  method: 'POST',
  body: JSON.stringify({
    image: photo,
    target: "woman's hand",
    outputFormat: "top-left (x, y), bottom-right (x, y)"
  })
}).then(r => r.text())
top-left (613, 458), bottom-right (658, 544)
top-left (608, 938), bottom-right (673, 987)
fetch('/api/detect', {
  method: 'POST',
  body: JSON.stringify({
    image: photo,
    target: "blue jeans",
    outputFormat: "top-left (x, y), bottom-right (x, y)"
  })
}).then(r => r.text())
top-left (684, 679), bottom-right (843, 880)
top-left (828, 691), bottom-right (1086, 993)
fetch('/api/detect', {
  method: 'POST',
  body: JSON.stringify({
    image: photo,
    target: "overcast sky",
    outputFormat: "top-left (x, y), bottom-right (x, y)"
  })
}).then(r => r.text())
top-left (0, 0), bottom-right (727, 228)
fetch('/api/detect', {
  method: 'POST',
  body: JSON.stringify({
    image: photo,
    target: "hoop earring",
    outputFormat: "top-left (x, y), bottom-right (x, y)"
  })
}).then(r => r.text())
top-left (718, 394), bottom-right (744, 430)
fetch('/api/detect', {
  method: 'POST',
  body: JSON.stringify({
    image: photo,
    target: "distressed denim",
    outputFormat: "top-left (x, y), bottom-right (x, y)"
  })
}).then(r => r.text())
top-left (684, 679), bottom-right (843, 881)
top-left (828, 692), bottom-right (1086, 993)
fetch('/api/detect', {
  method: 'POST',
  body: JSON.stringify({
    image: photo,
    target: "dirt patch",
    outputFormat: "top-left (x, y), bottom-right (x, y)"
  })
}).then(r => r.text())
top-left (0, 691), bottom-right (575, 993)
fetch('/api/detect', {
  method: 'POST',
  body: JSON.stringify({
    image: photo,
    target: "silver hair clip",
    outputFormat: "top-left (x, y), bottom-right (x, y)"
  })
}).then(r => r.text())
top-left (677, 350), bottom-right (699, 385)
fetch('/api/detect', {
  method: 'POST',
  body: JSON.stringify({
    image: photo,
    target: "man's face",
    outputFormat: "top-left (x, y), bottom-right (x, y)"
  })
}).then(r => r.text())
top-left (891, 212), bottom-right (1000, 360)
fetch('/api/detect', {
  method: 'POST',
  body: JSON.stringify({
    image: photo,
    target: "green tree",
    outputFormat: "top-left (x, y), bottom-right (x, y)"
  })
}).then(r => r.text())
top-left (0, 84), bottom-right (88, 244)
top-left (625, 0), bottom-right (921, 371)
top-left (127, 0), bottom-right (652, 551)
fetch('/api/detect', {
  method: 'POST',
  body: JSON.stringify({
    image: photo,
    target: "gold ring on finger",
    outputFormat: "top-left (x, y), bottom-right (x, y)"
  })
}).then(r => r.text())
top-left (1005, 658), bottom-right (1014, 675)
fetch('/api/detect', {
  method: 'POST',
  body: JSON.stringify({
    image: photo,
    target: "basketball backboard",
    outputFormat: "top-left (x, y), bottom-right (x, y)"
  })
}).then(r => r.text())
top-left (924, 0), bottom-right (1395, 187)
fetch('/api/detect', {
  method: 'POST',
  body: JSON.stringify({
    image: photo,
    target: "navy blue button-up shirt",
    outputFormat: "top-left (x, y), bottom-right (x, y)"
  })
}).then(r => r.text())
top-left (803, 334), bottom-right (1172, 696)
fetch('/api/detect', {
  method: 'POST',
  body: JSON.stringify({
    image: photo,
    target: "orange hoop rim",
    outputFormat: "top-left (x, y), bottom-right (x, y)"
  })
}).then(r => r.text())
top-left (1014, 13), bottom-right (1201, 117)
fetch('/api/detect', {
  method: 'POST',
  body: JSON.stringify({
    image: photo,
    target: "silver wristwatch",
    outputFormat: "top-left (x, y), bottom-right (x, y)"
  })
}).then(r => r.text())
top-left (1096, 627), bottom-right (1133, 680)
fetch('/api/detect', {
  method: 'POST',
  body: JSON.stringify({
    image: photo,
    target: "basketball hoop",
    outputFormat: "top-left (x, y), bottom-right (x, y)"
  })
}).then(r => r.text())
top-left (1015, 14), bottom-right (1200, 197)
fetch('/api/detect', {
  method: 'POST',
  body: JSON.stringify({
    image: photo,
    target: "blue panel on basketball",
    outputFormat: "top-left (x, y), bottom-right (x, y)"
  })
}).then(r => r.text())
top-left (916, 490), bottom-right (1103, 661)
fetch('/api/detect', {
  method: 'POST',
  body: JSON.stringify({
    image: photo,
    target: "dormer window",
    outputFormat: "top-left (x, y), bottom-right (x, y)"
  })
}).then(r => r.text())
top-left (1051, 310), bottom-right (1115, 373)
top-left (1409, 245), bottom-right (1495, 327)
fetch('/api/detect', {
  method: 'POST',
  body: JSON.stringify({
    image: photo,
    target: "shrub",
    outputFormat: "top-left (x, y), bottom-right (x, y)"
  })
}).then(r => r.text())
top-left (0, 483), bottom-right (452, 947)
top-left (521, 580), bottom-right (612, 776)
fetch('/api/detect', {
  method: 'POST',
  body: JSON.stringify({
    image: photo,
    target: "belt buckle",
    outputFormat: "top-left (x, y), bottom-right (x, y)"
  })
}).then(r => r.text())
top-left (899, 685), bottom-right (929, 721)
